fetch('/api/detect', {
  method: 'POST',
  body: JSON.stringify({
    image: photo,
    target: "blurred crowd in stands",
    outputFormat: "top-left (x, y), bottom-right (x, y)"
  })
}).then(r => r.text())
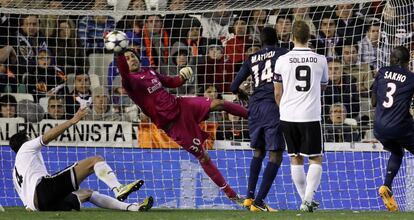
top-left (0, 0), bottom-right (413, 143)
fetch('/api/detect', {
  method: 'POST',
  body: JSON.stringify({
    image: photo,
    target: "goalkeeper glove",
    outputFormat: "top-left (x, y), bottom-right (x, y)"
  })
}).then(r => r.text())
top-left (179, 67), bottom-right (193, 81)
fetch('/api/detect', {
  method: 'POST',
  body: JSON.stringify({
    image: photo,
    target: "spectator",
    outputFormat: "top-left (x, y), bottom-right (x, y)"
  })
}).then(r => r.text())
top-left (39, 0), bottom-right (65, 38)
top-left (202, 84), bottom-right (224, 122)
top-left (65, 70), bottom-right (92, 118)
top-left (292, 7), bottom-right (316, 36)
top-left (142, 14), bottom-right (170, 69)
top-left (26, 48), bottom-right (67, 102)
top-left (181, 18), bottom-right (209, 62)
top-left (358, 21), bottom-right (380, 70)
top-left (274, 14), bottom-right (293, 49)
top-left (12, 14), bottom-right (47, 82)
top-left (197, 1), bottom-right (233, 39)
top-left (78, 0), bottom-right (115, 54)
top-left (225, 16), bottom-right (251, 73)
top-left (85, 86), bottom-right (121, 121)
top-left (0, 94), bottom-right (17, 118)
top-left (163, 0), bottom-right (195, 45)
top-left (48, 19), bottom-right (88, 74)
top-left (197, 39), bottom-right (226, 93)
top-left (313, 12), bottom-right (343, 58)
top-left (246, 9), bottom-right (268, 44)
top-left (116, 0), bottom-right (147, 32)
top-left (324, 103), bottom-right (360, 142)
top-left (111, 76), bottom-right (133, 121)
top-left (323, 59), bottom-right (359, 119)
top-left (160, 41), bottom-right (196, 95)
top-left (0, 0), bottom-right (18, 46)
top-left (342, 43), bottom-right (373, 97)
top-left (334, 4), bottom-right (364, 43)
top-left (44, 96), bottom-right (65, 120)
top-left (0, 62), bottom-right (17, 93)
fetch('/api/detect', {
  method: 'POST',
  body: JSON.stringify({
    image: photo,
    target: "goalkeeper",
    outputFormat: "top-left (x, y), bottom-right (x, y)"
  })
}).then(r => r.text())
top-left (10, 107), bottom-right (153, 212)
top-left (116, 48), bottom-right (248, 206)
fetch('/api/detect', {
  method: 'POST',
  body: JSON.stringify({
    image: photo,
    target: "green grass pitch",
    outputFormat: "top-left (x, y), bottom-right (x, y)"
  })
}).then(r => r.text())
top-left (1, 207), bottom-right (414, 220)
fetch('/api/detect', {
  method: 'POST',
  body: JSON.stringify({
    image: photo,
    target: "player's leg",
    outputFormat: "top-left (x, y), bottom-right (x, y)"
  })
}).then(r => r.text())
top-left (244, 148), bottom-right (265, 209)
top-left (74, 189), bottom-right (153, 212)
top-left (250, 150), bottom-right (282, 212)
top-left (291, 155), bottom-right (306, 202)
top-left (210, 99), bottom-right (248, 119)
top-left (74, 156), bottom-right (144, 201)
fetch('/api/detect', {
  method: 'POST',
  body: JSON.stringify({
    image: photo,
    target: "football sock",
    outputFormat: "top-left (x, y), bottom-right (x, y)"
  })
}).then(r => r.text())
top-left (89, 191), bottom-right (130, 210)
top-left (291, 165), bottom-right (306, 201)
top-left (304, 164), bottom-right (322, 203)
top-left (222, 101), bottom-right (248, 119)
top-left (200, 158), bottom-right (237, 198)
top-left (384, 153), bottom-right (403, 190)
top-left (247, 156), bottom-right (263, 199)
top-left (94, 161), bottom-right (122, 193)
top-left (255, 162), bottom-right (280, 207)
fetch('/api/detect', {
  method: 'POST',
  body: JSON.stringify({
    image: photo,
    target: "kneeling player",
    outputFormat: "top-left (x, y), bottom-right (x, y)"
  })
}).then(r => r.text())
top-left (10, 107), bottom-right (152, 211)
top-left (372, 46), bottom-right (414, 212)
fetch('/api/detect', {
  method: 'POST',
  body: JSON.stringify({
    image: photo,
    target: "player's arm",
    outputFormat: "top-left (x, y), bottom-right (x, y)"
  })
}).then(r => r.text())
top-left (273, 59), bottom-right (283, 106)
top-left (42, 107), bottom-right (88, 145)
top-left (158, 67), bottom-right (192, 88)
top-left (230, 61), bottom-right (250, 94)
top-left (274, 82), bottom-right (283, 107)
top-left (321, 57), bottom-right (329, 91)
top-left (116, 54), bottom-right (130, 79)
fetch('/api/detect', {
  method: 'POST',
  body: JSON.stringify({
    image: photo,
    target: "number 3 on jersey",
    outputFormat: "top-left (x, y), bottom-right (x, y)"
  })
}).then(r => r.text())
top-left (252, 60), bottom-right (273, 87)
top-left (383, 82), bottom-right (396, 108)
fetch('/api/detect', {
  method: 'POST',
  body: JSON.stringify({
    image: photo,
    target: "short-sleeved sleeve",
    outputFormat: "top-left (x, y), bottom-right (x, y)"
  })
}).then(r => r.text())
top-left (19, 136), bottom-right (44, 154)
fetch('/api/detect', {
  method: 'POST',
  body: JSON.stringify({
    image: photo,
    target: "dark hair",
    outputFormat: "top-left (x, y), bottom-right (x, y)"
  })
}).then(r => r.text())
top-left (48, 96), bottom-right (64, 105)
top-left (260, 27), bottom-right (278, 46)
top-left (366, 20), bottom-right (380, 33)
top-left (292, 20), bottom-right (310, 44)
top-left (276, 14), bottom-right (293, 24)
top-left (328, 58), bottom-right (342, 64)
top-left (0, 94), bottom-right (17, 107)
top-left (10, 132), bottom-right (29, 153)
top-left (124, 48), bottom-right (141, 61)
top-left (390, 46), bottom-right (410, 66)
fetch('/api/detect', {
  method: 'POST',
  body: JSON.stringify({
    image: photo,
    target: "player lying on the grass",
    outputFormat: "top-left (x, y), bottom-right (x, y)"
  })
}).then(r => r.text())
top-left (372, 46), bottom-right (414, 212)
top-left (115, 48), bottom-right (248, 206)
top-left (230, 27), bottom-right (287, 212)
top-left (10, 107), bottom-right (153, 212)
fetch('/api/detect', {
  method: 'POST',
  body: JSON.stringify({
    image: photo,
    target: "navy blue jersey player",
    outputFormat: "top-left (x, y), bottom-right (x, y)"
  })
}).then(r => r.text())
top-left (372, 46), bottom-right (414, 212)
top-left (230, 27), bottom-right (288, 212)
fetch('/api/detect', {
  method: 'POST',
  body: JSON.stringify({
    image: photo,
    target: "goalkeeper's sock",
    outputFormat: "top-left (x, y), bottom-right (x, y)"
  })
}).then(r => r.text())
top-left (222, 101), bottom-right (248, 119)
top-left (304, 164), bottom-right (322, 203)
top-left (247, 156), bottom-right (263, 199)
top-left (291, 165), bottom-right (306, 201)
top-left (94, 161), bottom-right (122, 193)
top-left (199, 158), bottom-right (237, 198)
top-left (89, 191), bottom-right (130, 210)
top-left (255, 162), bottom-right (280, 207)
top-left (384, 153), bottom-right (403, 189)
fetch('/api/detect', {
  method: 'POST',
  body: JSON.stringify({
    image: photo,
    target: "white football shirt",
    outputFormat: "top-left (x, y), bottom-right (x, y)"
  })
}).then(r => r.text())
top-left (274, 47), bottom-right (329, 122)
top-left (13, 136), bottom-right (48, 211)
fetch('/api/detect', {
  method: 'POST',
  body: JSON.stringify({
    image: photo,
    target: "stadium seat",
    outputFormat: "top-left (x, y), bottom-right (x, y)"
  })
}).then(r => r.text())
top-left (8, 93), bottom-right (34, 102)
top-left (88, 53), bottom-right (114, 87)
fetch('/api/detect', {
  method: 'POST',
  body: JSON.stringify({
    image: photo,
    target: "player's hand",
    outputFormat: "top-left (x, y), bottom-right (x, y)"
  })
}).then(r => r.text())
top-left (179, 66), bottom-right (193, 81)
top-left (71, 107), bottom-right (88, 124)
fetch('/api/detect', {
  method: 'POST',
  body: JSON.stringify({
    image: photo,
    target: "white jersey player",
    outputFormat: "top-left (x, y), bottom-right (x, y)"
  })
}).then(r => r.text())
top-left (10, 107), bottom-right (152, 212)
top-left (274, 20), bottom-right (328, 212)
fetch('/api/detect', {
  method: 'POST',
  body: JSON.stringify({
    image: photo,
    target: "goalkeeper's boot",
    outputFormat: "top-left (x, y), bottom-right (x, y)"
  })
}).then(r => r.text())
top-left (250, 203), bottom-right (277, 212)
top-left (300, 201), bottom-right (314, 212)
top-left (311, 200), bottom-right (320, 211)
top-left (116, 179), bottom-right (145, 201)
top-left (126, 196), bottom-right (154, 212)
top-left (243, 198), bottom-right (254, 210)
top-left (379, 185), bottom-right (398, 212)
top-left (229, 194), bottom-right (245, 208)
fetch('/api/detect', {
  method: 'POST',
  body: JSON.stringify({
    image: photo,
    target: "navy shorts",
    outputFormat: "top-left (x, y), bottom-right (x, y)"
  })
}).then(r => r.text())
top-left (248, 102), bottom-right (285, 151)
top-left (375, 130), bottom-right (414, 155)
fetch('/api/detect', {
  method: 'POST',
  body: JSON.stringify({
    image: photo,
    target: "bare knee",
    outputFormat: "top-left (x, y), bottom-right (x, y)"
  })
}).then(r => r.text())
top-left (309, 156), bottom-right (322, 164)
top-left (269, 151), bottom-right (283, 165)
top-left (199, 152), bottom-right (210, 163)
top-left (291, 155), bottom-right (304, 165)
top-left (210, 99), bottom-right (224, 111)
top-left (73, 189), bottom-right (94, 203)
